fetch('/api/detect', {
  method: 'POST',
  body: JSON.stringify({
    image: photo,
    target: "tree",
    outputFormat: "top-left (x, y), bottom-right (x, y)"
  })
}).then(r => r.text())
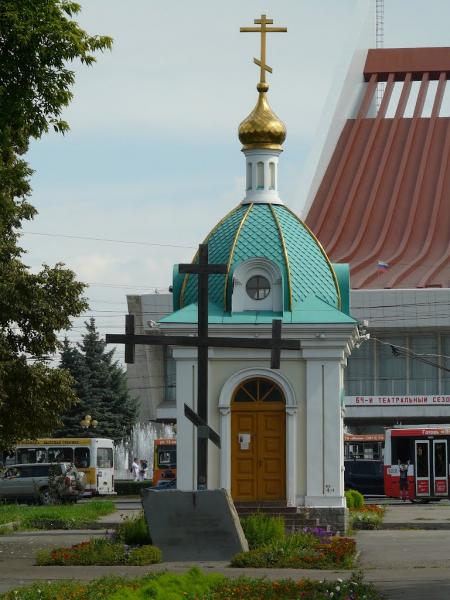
top-left (0, 1), bottom-right (112, 450)
top-left (54, 320), bottom-right (138, 441)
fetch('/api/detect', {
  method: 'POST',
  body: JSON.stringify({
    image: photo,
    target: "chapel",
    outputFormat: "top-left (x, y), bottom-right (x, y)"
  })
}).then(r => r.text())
top-left (156, 16), bottom-right (360, 529)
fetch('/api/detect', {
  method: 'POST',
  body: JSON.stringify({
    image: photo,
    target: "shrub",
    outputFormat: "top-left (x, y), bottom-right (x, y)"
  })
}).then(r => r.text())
top-left (345, 489), bottom-right (354, 509)
top-left (127, 544), bottom-right (162, 565)
top-left (114, 480), bottom-right (153, 495)
top-left (240, 513), bottom-right (285, 550)
top-left (115, 512), bottom-right (152, 545)
top-left (345, 489), bottom-right (364, 509)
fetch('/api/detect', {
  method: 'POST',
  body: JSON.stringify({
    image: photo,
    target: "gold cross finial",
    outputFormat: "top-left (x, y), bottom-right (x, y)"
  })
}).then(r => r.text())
top-left (240, 14), bottom-right (287, 90)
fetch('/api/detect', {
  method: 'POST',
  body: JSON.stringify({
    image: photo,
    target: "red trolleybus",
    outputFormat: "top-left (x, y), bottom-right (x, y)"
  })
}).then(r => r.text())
top-left (384, 426), bottom-right (450, 501)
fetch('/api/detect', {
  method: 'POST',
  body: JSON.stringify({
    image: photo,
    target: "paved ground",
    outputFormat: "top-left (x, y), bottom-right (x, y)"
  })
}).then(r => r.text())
top-left (1, 501), bottom-right (450, 598)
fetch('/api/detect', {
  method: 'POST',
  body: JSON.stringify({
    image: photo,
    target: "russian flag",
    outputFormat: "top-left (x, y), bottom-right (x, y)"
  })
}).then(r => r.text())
top-left (377, 261), bottom-right (389, 271)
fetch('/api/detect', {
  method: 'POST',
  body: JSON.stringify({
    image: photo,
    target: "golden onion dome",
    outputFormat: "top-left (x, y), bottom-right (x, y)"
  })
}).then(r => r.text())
top-left (238, 82), bottom-right (286, 151)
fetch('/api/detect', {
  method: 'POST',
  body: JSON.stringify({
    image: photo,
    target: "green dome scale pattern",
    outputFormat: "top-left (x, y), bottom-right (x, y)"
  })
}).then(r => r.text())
top-left (179, 203), bottom-right (341, 312)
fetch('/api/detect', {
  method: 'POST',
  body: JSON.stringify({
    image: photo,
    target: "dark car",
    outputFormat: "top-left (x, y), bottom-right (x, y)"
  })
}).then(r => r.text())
top-left (344, 460), bottom-right (384, 495)
top-left (152, 478), bottom-right (177, 490)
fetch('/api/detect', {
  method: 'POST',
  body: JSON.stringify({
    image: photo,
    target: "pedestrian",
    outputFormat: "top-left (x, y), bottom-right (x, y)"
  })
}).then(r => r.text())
top-left (399, 459), bottom-right (409, 501)
top-left (132, 457), bottom-right (140, 482)
top-left (139, 459), bottom-right (148, 481)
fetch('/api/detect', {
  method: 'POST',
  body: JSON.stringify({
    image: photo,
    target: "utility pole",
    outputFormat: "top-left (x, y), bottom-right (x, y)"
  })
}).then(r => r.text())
top-left (376, 0), bottom-right (385, 110)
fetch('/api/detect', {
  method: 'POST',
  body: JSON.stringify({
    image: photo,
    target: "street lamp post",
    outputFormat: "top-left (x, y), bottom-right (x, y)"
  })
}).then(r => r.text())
top-left (80, 415), bottom-right (98, 430)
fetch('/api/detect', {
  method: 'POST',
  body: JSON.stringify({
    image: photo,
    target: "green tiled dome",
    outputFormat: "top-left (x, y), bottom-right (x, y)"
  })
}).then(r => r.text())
top-left (175, 203), bottom-right (341, 312)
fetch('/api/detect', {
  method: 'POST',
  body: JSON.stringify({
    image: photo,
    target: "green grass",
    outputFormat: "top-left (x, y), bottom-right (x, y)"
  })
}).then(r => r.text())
top-left (0, 500), bottom-right (115, 529)
top-left (0, 568), bottom-right (383, 600)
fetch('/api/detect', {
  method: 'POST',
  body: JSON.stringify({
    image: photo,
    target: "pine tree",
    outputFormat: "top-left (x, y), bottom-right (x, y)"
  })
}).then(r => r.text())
top-left (55, 320), bottom-right (138, 440)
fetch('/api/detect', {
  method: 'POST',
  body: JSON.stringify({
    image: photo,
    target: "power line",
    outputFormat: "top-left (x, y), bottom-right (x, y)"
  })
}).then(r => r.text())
top-left (86, 282), bottom-right (169, 290)
top-left (22, 231), bottom-right (195, 250)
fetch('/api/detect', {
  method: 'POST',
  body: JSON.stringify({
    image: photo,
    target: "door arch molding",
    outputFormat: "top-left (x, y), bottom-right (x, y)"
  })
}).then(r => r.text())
top-left (218, 367), bottom-right (298, 506)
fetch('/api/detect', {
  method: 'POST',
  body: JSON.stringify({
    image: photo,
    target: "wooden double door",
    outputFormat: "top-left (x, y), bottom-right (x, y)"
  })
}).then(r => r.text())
top-left (231, 378), bottom-right (286, 502)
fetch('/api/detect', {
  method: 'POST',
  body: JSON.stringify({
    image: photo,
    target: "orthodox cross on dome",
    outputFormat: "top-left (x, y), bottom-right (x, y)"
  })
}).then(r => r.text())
top-left (106, 243), bottom-right (300, 490)
top-left (240, 14), bottom-right (287, 87)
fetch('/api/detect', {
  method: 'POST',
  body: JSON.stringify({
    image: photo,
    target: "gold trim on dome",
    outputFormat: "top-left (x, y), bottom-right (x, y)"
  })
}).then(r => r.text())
top-left (179, 204), bottom-right (243, 309)
top-left (283, 206), bottom-right (342, 310)
top-left (269, 204), bottom-right (292, 311)
top-left (223, 203), bottom-right (254, 310)
top-left (243, 143), bottom-right (283, 151)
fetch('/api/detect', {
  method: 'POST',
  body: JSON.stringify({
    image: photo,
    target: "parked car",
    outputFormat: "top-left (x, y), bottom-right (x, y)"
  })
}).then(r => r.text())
top-left (0, 463), bottom-right (86, 504)
top-left (344, 459), bottom-right (385, 495)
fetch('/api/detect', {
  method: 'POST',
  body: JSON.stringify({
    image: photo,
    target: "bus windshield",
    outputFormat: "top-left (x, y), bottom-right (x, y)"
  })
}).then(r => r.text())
top-left (158, 447), bottom-right (176, 468)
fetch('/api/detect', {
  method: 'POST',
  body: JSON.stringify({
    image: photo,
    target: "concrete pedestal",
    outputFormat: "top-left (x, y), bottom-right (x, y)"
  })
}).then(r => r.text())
top-left (142, 488), bottom-right (248, 561)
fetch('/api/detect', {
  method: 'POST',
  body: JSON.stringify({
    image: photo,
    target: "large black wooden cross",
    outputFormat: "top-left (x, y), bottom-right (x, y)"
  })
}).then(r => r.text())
top-left (106, 243), bottom-right (300, 489)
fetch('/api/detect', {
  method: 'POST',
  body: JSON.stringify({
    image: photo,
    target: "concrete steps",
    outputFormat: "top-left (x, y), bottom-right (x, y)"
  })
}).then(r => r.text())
top-left (234, 501), bottom-right (323, 532)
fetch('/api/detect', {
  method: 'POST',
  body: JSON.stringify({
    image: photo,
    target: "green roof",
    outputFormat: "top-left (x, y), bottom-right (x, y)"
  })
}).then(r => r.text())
top-left (160, 296), bottom-right (356, 325)
top-left (174, 203), bottom-right (347, 315)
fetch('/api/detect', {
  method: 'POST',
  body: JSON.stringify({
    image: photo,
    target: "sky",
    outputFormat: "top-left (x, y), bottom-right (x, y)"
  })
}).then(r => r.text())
top-left (21, 0), bottom-right (450, 361)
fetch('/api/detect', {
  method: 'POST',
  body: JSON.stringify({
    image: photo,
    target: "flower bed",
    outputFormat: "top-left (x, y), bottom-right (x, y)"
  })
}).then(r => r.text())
top-left (0, 568), bottom-right (383, 600)
top-left (349, 505), bottom-right (385, 530)
top-left (36, 538), bottom-right (161, 566)
top-left (231, 530), bottom-right (356, 569)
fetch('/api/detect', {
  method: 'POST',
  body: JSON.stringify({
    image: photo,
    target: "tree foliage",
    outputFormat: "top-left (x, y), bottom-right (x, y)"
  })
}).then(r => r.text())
top-left (54, 320), bottom-right (138, 441)
top-left (0, 1), bottom-right (112, 450)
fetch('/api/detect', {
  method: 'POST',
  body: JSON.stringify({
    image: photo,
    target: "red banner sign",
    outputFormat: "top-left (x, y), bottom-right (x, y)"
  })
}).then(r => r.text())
top-left (417, 480), bottom-right (429, 494)
top-left (435, 480), bottom-right (448, 494)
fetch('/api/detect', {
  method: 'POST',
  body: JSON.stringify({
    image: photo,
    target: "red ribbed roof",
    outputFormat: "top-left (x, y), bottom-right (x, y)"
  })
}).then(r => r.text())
top-left (306, 48), bottom-right (450, 289)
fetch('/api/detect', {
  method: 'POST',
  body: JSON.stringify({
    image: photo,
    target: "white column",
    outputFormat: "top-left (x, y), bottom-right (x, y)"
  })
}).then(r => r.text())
top-left (219, 406), bottom-right (231, 490)
top-left (286, 406), bottom-right (298, 506)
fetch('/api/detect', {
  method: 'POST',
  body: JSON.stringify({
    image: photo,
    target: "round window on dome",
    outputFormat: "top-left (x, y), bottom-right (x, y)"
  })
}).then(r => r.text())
top-left (246, 275), bottom-right (271, 300)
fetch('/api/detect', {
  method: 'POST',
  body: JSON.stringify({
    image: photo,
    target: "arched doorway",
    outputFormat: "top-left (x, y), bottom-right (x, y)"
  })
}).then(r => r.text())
top-left (231, 377), bottom-right (286, 502)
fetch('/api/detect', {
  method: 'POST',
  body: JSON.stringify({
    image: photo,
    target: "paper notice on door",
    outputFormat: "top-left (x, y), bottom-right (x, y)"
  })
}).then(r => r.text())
top-left (238, 433), bottom-right (251, 450)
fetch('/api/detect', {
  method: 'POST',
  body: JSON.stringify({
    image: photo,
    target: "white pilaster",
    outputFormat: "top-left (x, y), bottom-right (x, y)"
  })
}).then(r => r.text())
top-left (175, 359), bottom-right (197, 491)
top-left (286, 405), bottom-right (298, 506)
top-left (219, 406), bottom-right (231, 490)
top-left (305, 360), bottom-right (324, 500)
top-left (304, 354), bottom-right (346, 508)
